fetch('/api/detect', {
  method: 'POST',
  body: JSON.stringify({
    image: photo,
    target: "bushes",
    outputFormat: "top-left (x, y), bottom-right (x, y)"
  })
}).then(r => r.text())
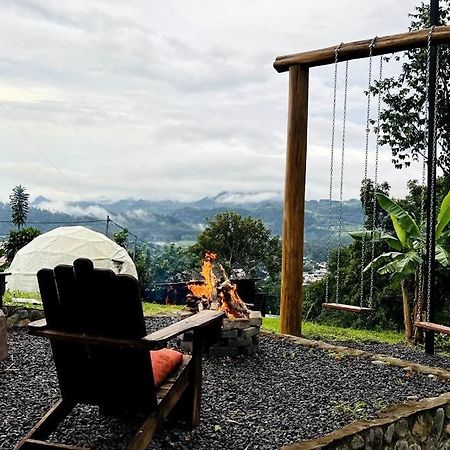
top-left (4, 227), bottom-right (41, 263)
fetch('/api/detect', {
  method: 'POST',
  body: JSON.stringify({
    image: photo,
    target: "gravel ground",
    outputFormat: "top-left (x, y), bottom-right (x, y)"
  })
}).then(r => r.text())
top-left (325, 339), bottom-right (450, 371)
top-left (2, 319), bottom-right (450, 450)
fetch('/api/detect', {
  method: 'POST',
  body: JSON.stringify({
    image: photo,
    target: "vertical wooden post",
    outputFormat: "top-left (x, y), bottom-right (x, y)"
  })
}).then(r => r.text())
top-left (280, 65), bottom-right (309, 336)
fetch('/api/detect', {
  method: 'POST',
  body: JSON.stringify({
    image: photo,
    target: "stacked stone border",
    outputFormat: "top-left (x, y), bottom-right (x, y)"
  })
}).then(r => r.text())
top-left (2, 306), bottom-right (45, 329)
top-left (180, 311), bottom-right (262, 357)
top-left (268, 332), bottom-right (450, 450)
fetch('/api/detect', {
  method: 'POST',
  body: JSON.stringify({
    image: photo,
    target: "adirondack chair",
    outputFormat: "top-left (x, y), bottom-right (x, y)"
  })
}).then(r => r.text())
top-left (15, 258), bottom-right (223, 450)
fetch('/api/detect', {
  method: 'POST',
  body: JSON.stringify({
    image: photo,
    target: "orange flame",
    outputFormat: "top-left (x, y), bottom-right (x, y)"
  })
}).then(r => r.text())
top-left (187, 251), bottom-right (217, 299)
top-left (187, 251), bottom-right (250, 319)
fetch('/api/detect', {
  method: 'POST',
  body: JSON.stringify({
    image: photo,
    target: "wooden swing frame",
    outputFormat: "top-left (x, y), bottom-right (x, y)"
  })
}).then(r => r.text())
top-left (274, 25), bottom-right (450, 336)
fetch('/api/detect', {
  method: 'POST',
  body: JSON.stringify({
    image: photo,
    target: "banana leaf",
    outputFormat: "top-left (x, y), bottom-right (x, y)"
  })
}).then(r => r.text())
top-left (363, 251), bottom-right (403, 272)
top-left (349, 230), bottom-right (403, 251)
top-left (436, 244), bottom-right (450, 266)
top-left (436, 190), bottom-right (450, 239)
top-left (378, 251), bottom-right (419, 276)
top-left (377, 193), bottom-right (420, 239)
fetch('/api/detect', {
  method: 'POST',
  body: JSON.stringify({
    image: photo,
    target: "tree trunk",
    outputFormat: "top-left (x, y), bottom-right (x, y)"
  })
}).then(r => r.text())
top-left (401, 280), bottom-right (413, 342)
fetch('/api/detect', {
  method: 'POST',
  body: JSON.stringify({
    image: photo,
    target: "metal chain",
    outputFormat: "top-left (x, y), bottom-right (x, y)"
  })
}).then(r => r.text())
top-left (417, 26), bottom-right (435, 322)
top-left (335, 59), bottom-right (349, 305)
top-left (426, 43), bottom-right (440, 321)
top-left (325, 44), bottom-right (342, 304)
top-left (368, 54), bottom-right (383, 309)
top-left (359, 37), bottom-right (376, 307)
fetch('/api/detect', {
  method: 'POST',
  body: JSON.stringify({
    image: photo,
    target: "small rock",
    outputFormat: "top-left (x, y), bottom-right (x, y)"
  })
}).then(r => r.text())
top-left (445, 404), bottom-right (450, 419)
top-left (350, 434), bottom-right (364, 449)
top-left (336, 445), bottom-right (349, 450)
top-left (372, 427), bottom-right (383, 448)
top-left (15, 309), bottom-right (29, 320)
top-left (431, 408), bottom-right (444, 438)
top-left (6, 314), bottom-right (19, 329)
top-left (395, 419), bottom-right (409, 438)
top-left (394, 440), bottom-right (408, 450)
top-left (385, 423), bottom-right (395, 443)
top-left (16, 319), bottom-right (30, 328)
top-left (406, 395), bottom-right (419, 401)
top-left (412, 414), bottom-right (432, 441)
top-left (444, 422), bottom-right (450, 435)
top-left (428, 374), bottom-right (438, 380)
top-left (408, 444), bottom-right (421, 450)
top-left (371, 360), bottom-right (385, 366)
top-left (29, 310), bottom-right (44, 322)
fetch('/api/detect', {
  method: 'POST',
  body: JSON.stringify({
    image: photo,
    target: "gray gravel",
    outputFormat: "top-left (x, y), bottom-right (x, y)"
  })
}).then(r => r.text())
top-left (325, 339), bottom-right (450, 371)
top-left (2, 319), bottom-right (450, 450)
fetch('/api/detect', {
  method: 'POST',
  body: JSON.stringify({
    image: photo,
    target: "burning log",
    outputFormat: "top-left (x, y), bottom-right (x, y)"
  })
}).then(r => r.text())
top-left (187, 252), bottom-right (250, 319)
top-left (217, 264), bottom-right (250, 319)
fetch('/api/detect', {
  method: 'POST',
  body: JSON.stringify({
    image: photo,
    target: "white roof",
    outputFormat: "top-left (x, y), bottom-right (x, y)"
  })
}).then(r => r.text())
top-left (7, 226), bottom-right (138, 293)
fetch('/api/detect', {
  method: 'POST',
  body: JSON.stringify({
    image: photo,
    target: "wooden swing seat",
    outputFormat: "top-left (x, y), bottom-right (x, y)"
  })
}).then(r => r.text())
top-left (322, 303), bottom-right (373, 314)
top-left (414, 321), bottom-right (450, 335)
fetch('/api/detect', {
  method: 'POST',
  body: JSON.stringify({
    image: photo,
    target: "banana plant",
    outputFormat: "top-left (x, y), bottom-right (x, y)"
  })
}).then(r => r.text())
top-left (350, 190), bottom-right (450, 341)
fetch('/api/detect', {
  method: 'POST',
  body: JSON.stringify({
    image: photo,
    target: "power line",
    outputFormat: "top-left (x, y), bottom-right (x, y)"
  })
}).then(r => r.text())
top-left (1, 214), bottom-right (161, 253)
top-left (107, 218), bottom-right (160, 252)
top-left (0, 219), bottom-right (106, 224)
top-left (1, 105), bottom-right (89, 202)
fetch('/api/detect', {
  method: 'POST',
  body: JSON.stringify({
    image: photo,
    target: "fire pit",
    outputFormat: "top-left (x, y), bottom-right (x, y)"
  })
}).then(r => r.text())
top-left (180, 252), bottom-right (262, 357)
top-left (180, 310), bottom-right (262, 357)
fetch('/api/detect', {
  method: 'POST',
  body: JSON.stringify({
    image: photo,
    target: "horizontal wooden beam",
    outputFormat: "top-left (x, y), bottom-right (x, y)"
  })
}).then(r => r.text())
top-left (322, 303), bottom-right (373, 314)
top-left (415, 321), bottom-right (450, 335)
top-left (274, 25), bottom-right (450, 72)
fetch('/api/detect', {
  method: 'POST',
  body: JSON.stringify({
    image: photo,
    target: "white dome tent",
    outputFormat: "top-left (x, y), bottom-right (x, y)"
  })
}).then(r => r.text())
top-left (7, 226), bottom-right (138, 293)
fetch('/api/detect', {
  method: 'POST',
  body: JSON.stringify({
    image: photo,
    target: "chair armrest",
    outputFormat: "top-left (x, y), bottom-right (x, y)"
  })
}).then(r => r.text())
top-left (29, 320), bottom-right (162, 350)
top-left (28, 310), bottom-right (224, 349)
top-left (144, 310), bottom-right (224, 344)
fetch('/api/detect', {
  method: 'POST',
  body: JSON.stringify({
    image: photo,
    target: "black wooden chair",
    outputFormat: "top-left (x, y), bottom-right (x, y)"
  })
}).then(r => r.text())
top-left (15, 258), bottom-right (223, 450)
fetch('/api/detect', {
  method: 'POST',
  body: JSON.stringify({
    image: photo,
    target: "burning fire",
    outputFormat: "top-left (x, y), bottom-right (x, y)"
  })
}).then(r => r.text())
top-left (187, 251), bottom-right (217, 299)
top-left (187, 252), bottom-right (250, 319)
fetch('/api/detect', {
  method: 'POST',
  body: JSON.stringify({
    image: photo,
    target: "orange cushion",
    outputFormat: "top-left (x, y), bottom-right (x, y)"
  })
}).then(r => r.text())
top-left (150, 348), bottom-right (183, 388)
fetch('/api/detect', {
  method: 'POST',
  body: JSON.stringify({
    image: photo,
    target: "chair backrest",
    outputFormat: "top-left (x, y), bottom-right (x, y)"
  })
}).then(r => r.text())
top-left (37, 258), bottom-right (157, 413)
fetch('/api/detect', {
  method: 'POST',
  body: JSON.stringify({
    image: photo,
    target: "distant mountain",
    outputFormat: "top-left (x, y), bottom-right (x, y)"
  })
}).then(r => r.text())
top-left (3, 192), bottom-right (363, 261)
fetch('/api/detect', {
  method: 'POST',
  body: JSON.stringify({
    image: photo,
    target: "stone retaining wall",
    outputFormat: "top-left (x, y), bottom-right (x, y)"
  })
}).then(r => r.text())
top-left (2, 306), bottom-right (45, 329)
top-left (284, 393), bottom-right (450, 450)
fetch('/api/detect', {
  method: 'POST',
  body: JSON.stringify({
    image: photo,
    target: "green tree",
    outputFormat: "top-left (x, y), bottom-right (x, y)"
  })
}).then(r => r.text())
top-left (9, 185), bottom-right (30, 229)
top-left (113, 228), bottom-right (129, 248)
top-left (133, 244), bottom-right (152, 292)
top-left (360, 179), bottom-right (391, 230)
top-left (372, 2), bottom-right (450, 174)
top-left (351, 192), bottom-right (450, 341)
top-left (191, 211), bottom-right (279, 277)
top-left (4, 227), bottom-right (41, 263)
top-left (150, 243), bottom-right (196, 284)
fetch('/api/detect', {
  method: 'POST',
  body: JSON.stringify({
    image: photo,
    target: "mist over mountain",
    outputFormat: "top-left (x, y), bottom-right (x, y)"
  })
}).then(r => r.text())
top-left (0, 192), bottom-right (363, 261)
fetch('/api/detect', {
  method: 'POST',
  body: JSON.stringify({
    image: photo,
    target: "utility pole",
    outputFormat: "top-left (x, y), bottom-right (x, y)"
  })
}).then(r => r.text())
top-left (105, 215), bottom-right (110, 237)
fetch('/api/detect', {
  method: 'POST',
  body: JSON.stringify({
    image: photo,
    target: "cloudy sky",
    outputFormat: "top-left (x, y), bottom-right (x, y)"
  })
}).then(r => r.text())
top-left (0, 0), bottom-right (425, 204)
